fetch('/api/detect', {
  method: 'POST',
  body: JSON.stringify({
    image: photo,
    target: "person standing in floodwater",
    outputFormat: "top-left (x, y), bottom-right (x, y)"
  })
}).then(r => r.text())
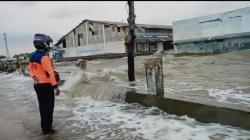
top-left (28, 33), bottom-right (60, 135)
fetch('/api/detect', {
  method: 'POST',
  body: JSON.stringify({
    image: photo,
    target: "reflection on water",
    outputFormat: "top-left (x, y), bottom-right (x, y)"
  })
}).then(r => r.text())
top-left (0, 49), bottom-right (250, 140)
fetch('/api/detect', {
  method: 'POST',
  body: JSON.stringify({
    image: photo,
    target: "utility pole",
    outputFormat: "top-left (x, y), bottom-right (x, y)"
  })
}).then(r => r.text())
top-left (126, 1), bottom-right (136, 81)
top-left (3, 33), bottom-right (10, 59)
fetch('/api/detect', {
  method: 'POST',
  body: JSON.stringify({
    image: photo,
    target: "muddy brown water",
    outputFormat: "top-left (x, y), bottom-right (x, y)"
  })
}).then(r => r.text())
top-left (0, 50), bottom-right (250, 140)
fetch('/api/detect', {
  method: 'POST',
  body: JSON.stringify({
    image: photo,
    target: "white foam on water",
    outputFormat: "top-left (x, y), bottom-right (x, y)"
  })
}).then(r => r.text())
top-left (61, 71), bottom-right (87, 92)
top-left (100, 65), bottom-right (127, 76)
top-left (0, 72), bottom-right (31, 83)
top-left (0, 73), bottom-right (36, 102)
top-left (208, 88), bottom-right (250, 105)
top-left (89, 60), bottom-right (101, 64)
top-left (84, 71), bottom-right (98, 80)
top-left (68, 97), bottom-right (250, 140)
top-left (164, 87), bottom-right (175, 94)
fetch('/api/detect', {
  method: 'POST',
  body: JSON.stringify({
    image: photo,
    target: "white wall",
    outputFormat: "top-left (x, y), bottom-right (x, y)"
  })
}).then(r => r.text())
top-left (62, 41), bottom-right (125, 58)
top-left (173, 7), bottom-right (250, 41)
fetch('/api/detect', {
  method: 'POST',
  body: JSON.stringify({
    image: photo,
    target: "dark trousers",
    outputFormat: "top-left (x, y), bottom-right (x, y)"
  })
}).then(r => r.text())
top-left (34, 83), bottom-right (55, 133)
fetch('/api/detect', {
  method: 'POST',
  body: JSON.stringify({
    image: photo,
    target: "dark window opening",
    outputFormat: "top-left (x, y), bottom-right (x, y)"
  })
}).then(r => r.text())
top-left (104, 24), bottom-right (110, 28)
top-left (78, 33), bottom-right (84, 46)
top-left (122, 27), bottom-right (126, 32)
top-left (63, 39), bottom-right (66, 48)
top-left (89, 27), bottom-right (95, 35)
top-left (78, 34), bottom-right (80, 46)
top-left (163, 41), bottom-right (173, 50)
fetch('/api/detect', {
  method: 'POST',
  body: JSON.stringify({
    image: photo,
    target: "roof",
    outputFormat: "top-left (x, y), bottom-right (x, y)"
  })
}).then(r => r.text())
top-left (54, 38), bottom-right (63, 46)
top-left (91, 19), bottom-right (172, 29)
top-left (87, 19), bottom-right (128, 26)
top-left (174, 7), bottom-right (250, 23)
top-left (136, 24), bottom-right (171, 29)
top-left (136, 37), bottom-right (172, 42)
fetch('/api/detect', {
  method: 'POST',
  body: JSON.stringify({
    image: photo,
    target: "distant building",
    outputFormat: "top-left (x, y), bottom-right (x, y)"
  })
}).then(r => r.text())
top-left (54, 19), bottom-right (172, 58)
top-left (173, 7), bottom-right (250, 53)
top-left (13, 53), bottom-right (29, 62)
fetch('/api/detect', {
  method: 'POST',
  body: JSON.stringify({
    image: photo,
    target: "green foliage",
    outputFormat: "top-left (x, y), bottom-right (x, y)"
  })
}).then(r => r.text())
top-left (0, 55), bottom-right (6, 59)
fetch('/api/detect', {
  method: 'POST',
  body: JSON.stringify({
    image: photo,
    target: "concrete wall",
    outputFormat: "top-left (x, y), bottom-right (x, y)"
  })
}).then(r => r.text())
top-left (125, 92), bottom-right (250, 130)
top-left (62, 41), bottom-right (125, 58)
top-left (174, 36), bottom-right (250, 53)
top-left (65, 32), bottom-right (75, 49)
top-left (63, 21), bottom-right (127, 57)
top-left (173, 7), bottom-right (250, 41)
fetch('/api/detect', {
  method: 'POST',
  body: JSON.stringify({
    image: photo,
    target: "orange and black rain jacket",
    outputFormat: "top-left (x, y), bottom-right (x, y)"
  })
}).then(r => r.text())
top-left (28, 50), bottom-right (58, 89)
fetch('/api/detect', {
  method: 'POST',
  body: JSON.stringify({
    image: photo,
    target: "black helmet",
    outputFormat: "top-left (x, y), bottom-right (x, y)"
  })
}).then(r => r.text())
top-left (33, 33), bottom-right (53, 50)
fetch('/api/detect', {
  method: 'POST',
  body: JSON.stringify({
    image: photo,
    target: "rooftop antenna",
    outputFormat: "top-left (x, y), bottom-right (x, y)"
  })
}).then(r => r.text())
top-left (3, 33), bottom-right (10, 59)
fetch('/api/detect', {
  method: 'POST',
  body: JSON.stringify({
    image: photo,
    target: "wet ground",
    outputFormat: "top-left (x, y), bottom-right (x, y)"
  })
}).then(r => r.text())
top-left (1, 49), bottom-right (250, 140)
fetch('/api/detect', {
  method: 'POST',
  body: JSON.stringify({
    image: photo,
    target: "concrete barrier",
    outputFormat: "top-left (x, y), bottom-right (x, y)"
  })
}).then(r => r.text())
top-left (125, 91), bottom-right (250, 130)
top-left (144, 57), bottom-right (164, 97)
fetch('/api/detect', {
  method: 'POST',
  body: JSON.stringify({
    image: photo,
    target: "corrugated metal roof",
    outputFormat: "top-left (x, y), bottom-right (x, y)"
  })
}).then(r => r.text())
top-left (136, 36), bottom-right (172, 42)
top-left (87, 19), bottom-right (128, 26)
top-left (136, 24), bottom-right (172, 29)
top-left (86, 19), bottom-right (172, 29)
top-left (174, 7), bottom-right (250, 23)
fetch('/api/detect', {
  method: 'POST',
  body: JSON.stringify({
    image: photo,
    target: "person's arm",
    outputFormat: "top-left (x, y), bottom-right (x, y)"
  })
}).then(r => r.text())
top-left (41, 55), bottom-right (60, 95)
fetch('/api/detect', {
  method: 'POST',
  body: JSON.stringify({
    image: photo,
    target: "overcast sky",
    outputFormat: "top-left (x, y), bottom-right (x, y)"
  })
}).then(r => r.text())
top-left (1, 1), bottom-right (250, 56)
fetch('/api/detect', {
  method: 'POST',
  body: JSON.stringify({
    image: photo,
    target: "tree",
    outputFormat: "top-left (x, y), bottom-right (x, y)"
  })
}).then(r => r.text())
top-left (0, 55), bottom-right (6, 59)
top-left (13, 54), bottom-right (19, 59)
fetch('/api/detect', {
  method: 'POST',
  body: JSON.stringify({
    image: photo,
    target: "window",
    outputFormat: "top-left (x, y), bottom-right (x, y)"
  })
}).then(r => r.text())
top-left (63, 39), bottom-right (66, 48)
top-left (104, 24), bottom-right (110, 28)
top-left (117, 27), bottom-right (121, 32)
top-left (78, 33), bottom-right (84, 46)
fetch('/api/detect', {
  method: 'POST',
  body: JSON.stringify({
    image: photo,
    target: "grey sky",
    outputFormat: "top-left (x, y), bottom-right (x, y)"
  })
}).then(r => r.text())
top-left (1, 1), bottom-right (250, 56)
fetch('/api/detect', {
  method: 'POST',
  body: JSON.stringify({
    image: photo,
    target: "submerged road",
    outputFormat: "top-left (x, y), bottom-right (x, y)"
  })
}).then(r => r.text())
top-left (1, 50), bottom-right (250, 140)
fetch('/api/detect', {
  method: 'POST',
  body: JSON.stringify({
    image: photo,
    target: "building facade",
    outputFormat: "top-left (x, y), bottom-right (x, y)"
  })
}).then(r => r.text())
top-left (54, 19), bottom-right (172, 58)
top-left (173, 7), bottom-right (250, 53)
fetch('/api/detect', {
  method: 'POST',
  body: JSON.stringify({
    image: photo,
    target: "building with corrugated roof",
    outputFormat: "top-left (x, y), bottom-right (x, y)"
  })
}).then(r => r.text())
top-left (54, 19), bottom-right (172, 58)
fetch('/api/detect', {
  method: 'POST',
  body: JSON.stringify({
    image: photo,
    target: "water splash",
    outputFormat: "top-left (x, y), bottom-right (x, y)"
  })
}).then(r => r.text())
top-left (61, 71), bottom-right (128, 103)
top-left (75, 84), bottom-right (128, 103)
top-left (208, 88), bottom-right (250, 105)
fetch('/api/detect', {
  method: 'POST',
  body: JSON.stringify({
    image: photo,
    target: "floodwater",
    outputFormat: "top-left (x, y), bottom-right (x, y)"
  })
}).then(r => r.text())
top-left (1, 49), bottom-right (250, 140)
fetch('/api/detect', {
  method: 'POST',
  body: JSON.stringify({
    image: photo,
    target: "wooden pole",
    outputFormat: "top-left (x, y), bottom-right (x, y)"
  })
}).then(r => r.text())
top-left (126, 1), bottom-right (136, 81)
